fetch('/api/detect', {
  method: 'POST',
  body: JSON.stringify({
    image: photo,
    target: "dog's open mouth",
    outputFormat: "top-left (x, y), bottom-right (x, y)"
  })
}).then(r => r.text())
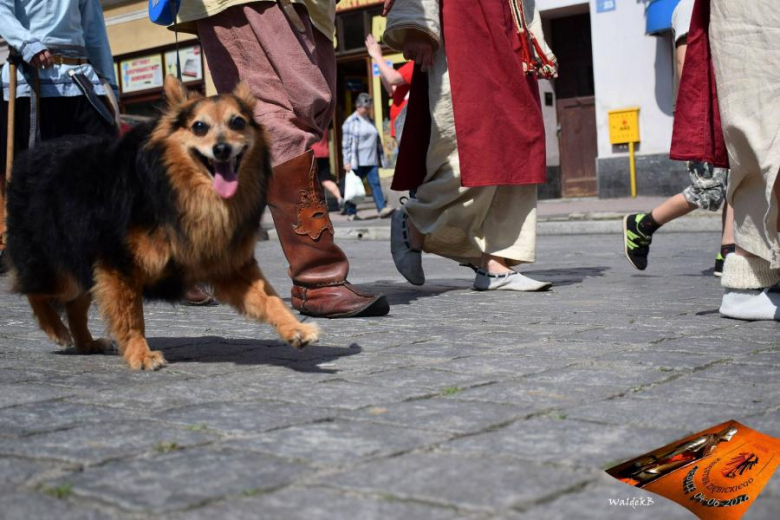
top-left (193, 150), bottom-right (244, 200)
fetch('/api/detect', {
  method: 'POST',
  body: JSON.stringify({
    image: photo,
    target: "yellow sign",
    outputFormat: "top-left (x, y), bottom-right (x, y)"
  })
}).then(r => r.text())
top-left (372, 16), bottom-right (387, 41)
top-left (608, 107), bottom-right (640, 144)
top-left (337, 0), bottom-right (383, 12)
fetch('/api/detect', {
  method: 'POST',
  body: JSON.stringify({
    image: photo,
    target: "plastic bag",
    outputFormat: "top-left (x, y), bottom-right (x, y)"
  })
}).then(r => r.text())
top-left (344, 170), bottom-right (366, 206)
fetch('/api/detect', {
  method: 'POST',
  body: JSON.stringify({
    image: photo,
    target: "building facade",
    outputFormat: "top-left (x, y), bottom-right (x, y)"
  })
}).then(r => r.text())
top-left (537, 0), bottom-right (687, 198)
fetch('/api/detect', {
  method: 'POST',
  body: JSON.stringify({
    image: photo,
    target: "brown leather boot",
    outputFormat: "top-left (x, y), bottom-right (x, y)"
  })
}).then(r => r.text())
top-left (267, 150), bottom-right (389, 318)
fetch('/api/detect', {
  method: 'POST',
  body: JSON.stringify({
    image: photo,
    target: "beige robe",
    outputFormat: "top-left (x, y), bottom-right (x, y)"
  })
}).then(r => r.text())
top-left (710, 0), bottom-right (780, 267)
top-left (385, 0), bottom-right (547, 266)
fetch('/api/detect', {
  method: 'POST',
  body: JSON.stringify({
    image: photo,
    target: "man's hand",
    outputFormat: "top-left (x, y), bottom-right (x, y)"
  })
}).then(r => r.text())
top-left (403, 32), bottom-right (435, 72)
top-left (382, 0), bottom-right (395, 16)
top-left (344, 163), bottom-right (352, 172)
top-left (31, 49), bottom-right (53, 69)
top-left (365, 34), bottom-right (383, 60)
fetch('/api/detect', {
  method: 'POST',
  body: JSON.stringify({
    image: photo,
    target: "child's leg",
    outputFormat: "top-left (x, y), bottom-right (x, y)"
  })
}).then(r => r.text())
top-left (650, 193), bottom-right (698, 225)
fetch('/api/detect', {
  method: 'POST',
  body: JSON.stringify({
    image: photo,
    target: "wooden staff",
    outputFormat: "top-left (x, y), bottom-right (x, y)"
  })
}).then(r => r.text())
top-left (5, 57), bottom-right (17, 181)
top-left (1, 55), bottom-right (17, 250)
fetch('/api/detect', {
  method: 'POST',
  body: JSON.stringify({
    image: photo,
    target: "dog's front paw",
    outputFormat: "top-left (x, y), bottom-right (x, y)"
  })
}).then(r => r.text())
top-left (125, 349), bottom-right (167, 371)
top-left (280, 322), bottom-right (320, 350)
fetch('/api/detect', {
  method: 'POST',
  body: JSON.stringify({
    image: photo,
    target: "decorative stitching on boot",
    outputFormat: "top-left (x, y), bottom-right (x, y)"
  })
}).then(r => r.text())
top-left (292, 160), bottom-right (334, 241)
top-left (721, 254), bottom-right (780, 289)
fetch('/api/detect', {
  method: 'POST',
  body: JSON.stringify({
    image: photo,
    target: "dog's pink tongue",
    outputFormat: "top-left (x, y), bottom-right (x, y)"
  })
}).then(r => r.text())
top-left (212, 161), bottom-right (238, 199)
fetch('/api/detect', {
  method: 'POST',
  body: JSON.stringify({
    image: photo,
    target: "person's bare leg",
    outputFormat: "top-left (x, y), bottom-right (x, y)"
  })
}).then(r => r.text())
top-left (480, 254), bottom-right (513, 274)
top-left (676, 43), bottom-right (687, 83)
top-left (721, 201), bottom-right (734, 245)
top-left (321, 179), bottom-right (343, 204)
top-left (405, 216), bottom-right (425, 251)
top-left (650, 194), bottom-right (698, 226)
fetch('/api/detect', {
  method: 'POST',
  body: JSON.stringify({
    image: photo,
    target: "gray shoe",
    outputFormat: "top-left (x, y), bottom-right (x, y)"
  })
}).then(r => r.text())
top-left (379, 206), bottom-right (395, 219)
top-left (473, 269), bottom-right (552, 292)
top-left (720, 288), bottom-right (780, 320)
top-left (390, 210), bottom-right (424, 286)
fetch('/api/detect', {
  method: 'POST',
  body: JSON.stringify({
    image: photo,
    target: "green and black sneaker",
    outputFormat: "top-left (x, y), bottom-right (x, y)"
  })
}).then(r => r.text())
top-left (623, 213), bottom-right (653, 270)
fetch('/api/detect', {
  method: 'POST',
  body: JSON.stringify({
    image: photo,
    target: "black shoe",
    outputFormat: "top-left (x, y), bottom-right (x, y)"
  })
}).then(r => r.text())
top-left (623, 214), bottom-right (653, 270)
top-left (714, 243), bottom-right (736, 277)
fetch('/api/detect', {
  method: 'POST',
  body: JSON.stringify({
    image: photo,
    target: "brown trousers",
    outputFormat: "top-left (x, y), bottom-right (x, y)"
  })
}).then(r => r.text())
top-left (197, 3), bottom-right (336, 167)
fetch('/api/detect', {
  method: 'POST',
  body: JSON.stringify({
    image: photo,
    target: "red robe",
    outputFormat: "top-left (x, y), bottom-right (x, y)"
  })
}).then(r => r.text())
top-left (392, 0), bottom-right (547, 191)
top-left (669, 0), bottom-right (728, 168)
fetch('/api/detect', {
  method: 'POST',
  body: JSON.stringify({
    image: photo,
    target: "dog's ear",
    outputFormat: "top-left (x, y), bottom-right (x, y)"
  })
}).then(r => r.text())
top-left (232, 82), bottom-right (256, 111)
top-left (164, 75), bottom-right (189, 106)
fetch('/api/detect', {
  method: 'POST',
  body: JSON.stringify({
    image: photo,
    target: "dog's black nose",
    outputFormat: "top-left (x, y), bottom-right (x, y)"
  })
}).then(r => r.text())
top-left (213, 143), bottom-right (232, 162)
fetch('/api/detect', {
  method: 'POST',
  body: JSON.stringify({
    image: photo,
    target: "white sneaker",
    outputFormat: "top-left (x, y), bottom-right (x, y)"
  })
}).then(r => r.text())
top-left (390, 210), bottom-right (424, 285)
top-left (346, 214), bottom-right (362, 222)
top-left (379, 206), bottom-right (395, 219)
top-left (473, 269), bottom-right (552, 292)
top-left (720, 288), bottom-right (780, 320)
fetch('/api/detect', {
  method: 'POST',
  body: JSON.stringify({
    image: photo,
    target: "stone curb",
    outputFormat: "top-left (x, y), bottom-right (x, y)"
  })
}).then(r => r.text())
top-left (266, 215), bottom-right (722, 241)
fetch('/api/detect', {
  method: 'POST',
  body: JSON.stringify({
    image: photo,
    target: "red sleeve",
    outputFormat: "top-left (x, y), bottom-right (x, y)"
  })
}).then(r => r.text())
top-left (399, 62), bottom-right (414, 85)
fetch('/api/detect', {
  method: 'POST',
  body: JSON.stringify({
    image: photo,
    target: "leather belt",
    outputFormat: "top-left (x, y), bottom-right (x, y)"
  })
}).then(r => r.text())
top-left (51, 55), bottom-right (89, 66)
top-left (278, 0), bottom-right (306, 33)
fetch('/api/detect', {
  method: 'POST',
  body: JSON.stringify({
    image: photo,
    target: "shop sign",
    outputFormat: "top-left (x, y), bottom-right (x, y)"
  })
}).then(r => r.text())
top-left (165, 45), bottom-right (203, 82)
top-left (120, 54), bottom-right (164, 94)
top-left (597, 0), bottom-right (616, 13)
top-left (336, 0), bottom-right (383, 12)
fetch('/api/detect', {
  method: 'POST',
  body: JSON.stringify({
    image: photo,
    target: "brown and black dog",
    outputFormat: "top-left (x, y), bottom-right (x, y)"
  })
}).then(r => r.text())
top-left (4, 76), bottom-right (318, 370)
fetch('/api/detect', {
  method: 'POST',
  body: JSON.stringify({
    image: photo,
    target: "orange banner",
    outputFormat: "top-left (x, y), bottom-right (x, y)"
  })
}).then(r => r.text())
top-left (607, 420), bottom-right (780, 519)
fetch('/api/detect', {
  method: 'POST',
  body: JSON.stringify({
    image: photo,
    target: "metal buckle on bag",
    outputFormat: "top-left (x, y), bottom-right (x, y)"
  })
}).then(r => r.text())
top-left (279, 0), bottom-right (306, 33)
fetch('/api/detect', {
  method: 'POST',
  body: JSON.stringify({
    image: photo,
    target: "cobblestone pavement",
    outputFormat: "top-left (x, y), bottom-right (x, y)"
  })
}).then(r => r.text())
top-left (1, 232), bottom-right (778, 520)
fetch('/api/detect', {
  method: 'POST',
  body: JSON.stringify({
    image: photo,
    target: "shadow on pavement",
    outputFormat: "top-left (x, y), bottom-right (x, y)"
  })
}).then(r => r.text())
top-left (520, 266), bottom-right (610, 287)
top-left (365, 279), bottom-right (471, 306)
top-left (145, 336), bottom-right (363, 374)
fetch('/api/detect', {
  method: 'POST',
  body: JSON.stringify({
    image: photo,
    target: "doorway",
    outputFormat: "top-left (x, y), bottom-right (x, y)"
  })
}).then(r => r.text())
top-left (551, 12), bottom-right (598, 197)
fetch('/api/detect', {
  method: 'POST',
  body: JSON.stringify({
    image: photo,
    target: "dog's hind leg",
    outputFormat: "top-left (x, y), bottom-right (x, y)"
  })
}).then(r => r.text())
top-left (93, 266), bottom-right (166, 370)
top-left (212, 260), bottom-right (319, 349)
top-left (27, 295), bottom-right (73, 347)
top-left (64, 293), bottom-right (111, 355)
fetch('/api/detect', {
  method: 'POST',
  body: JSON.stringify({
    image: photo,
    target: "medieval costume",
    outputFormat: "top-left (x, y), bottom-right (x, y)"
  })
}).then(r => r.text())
top-left (671, 0), bottom-right (780, 320)
top-left (176, 0), bottom-right (388, 318)
top-left (384, 0), bottom-right (556, 291)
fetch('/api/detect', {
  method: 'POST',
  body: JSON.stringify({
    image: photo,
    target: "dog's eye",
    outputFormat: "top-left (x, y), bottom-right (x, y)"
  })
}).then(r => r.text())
top-left (191, 121), bottom-right (210, 136)
top-left (229, 117), bottom-right (247, 131)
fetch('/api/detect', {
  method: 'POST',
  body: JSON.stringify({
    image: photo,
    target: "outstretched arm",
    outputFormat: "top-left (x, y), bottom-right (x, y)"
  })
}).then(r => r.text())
top-left (366, 34), bottom-right (407, 95)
